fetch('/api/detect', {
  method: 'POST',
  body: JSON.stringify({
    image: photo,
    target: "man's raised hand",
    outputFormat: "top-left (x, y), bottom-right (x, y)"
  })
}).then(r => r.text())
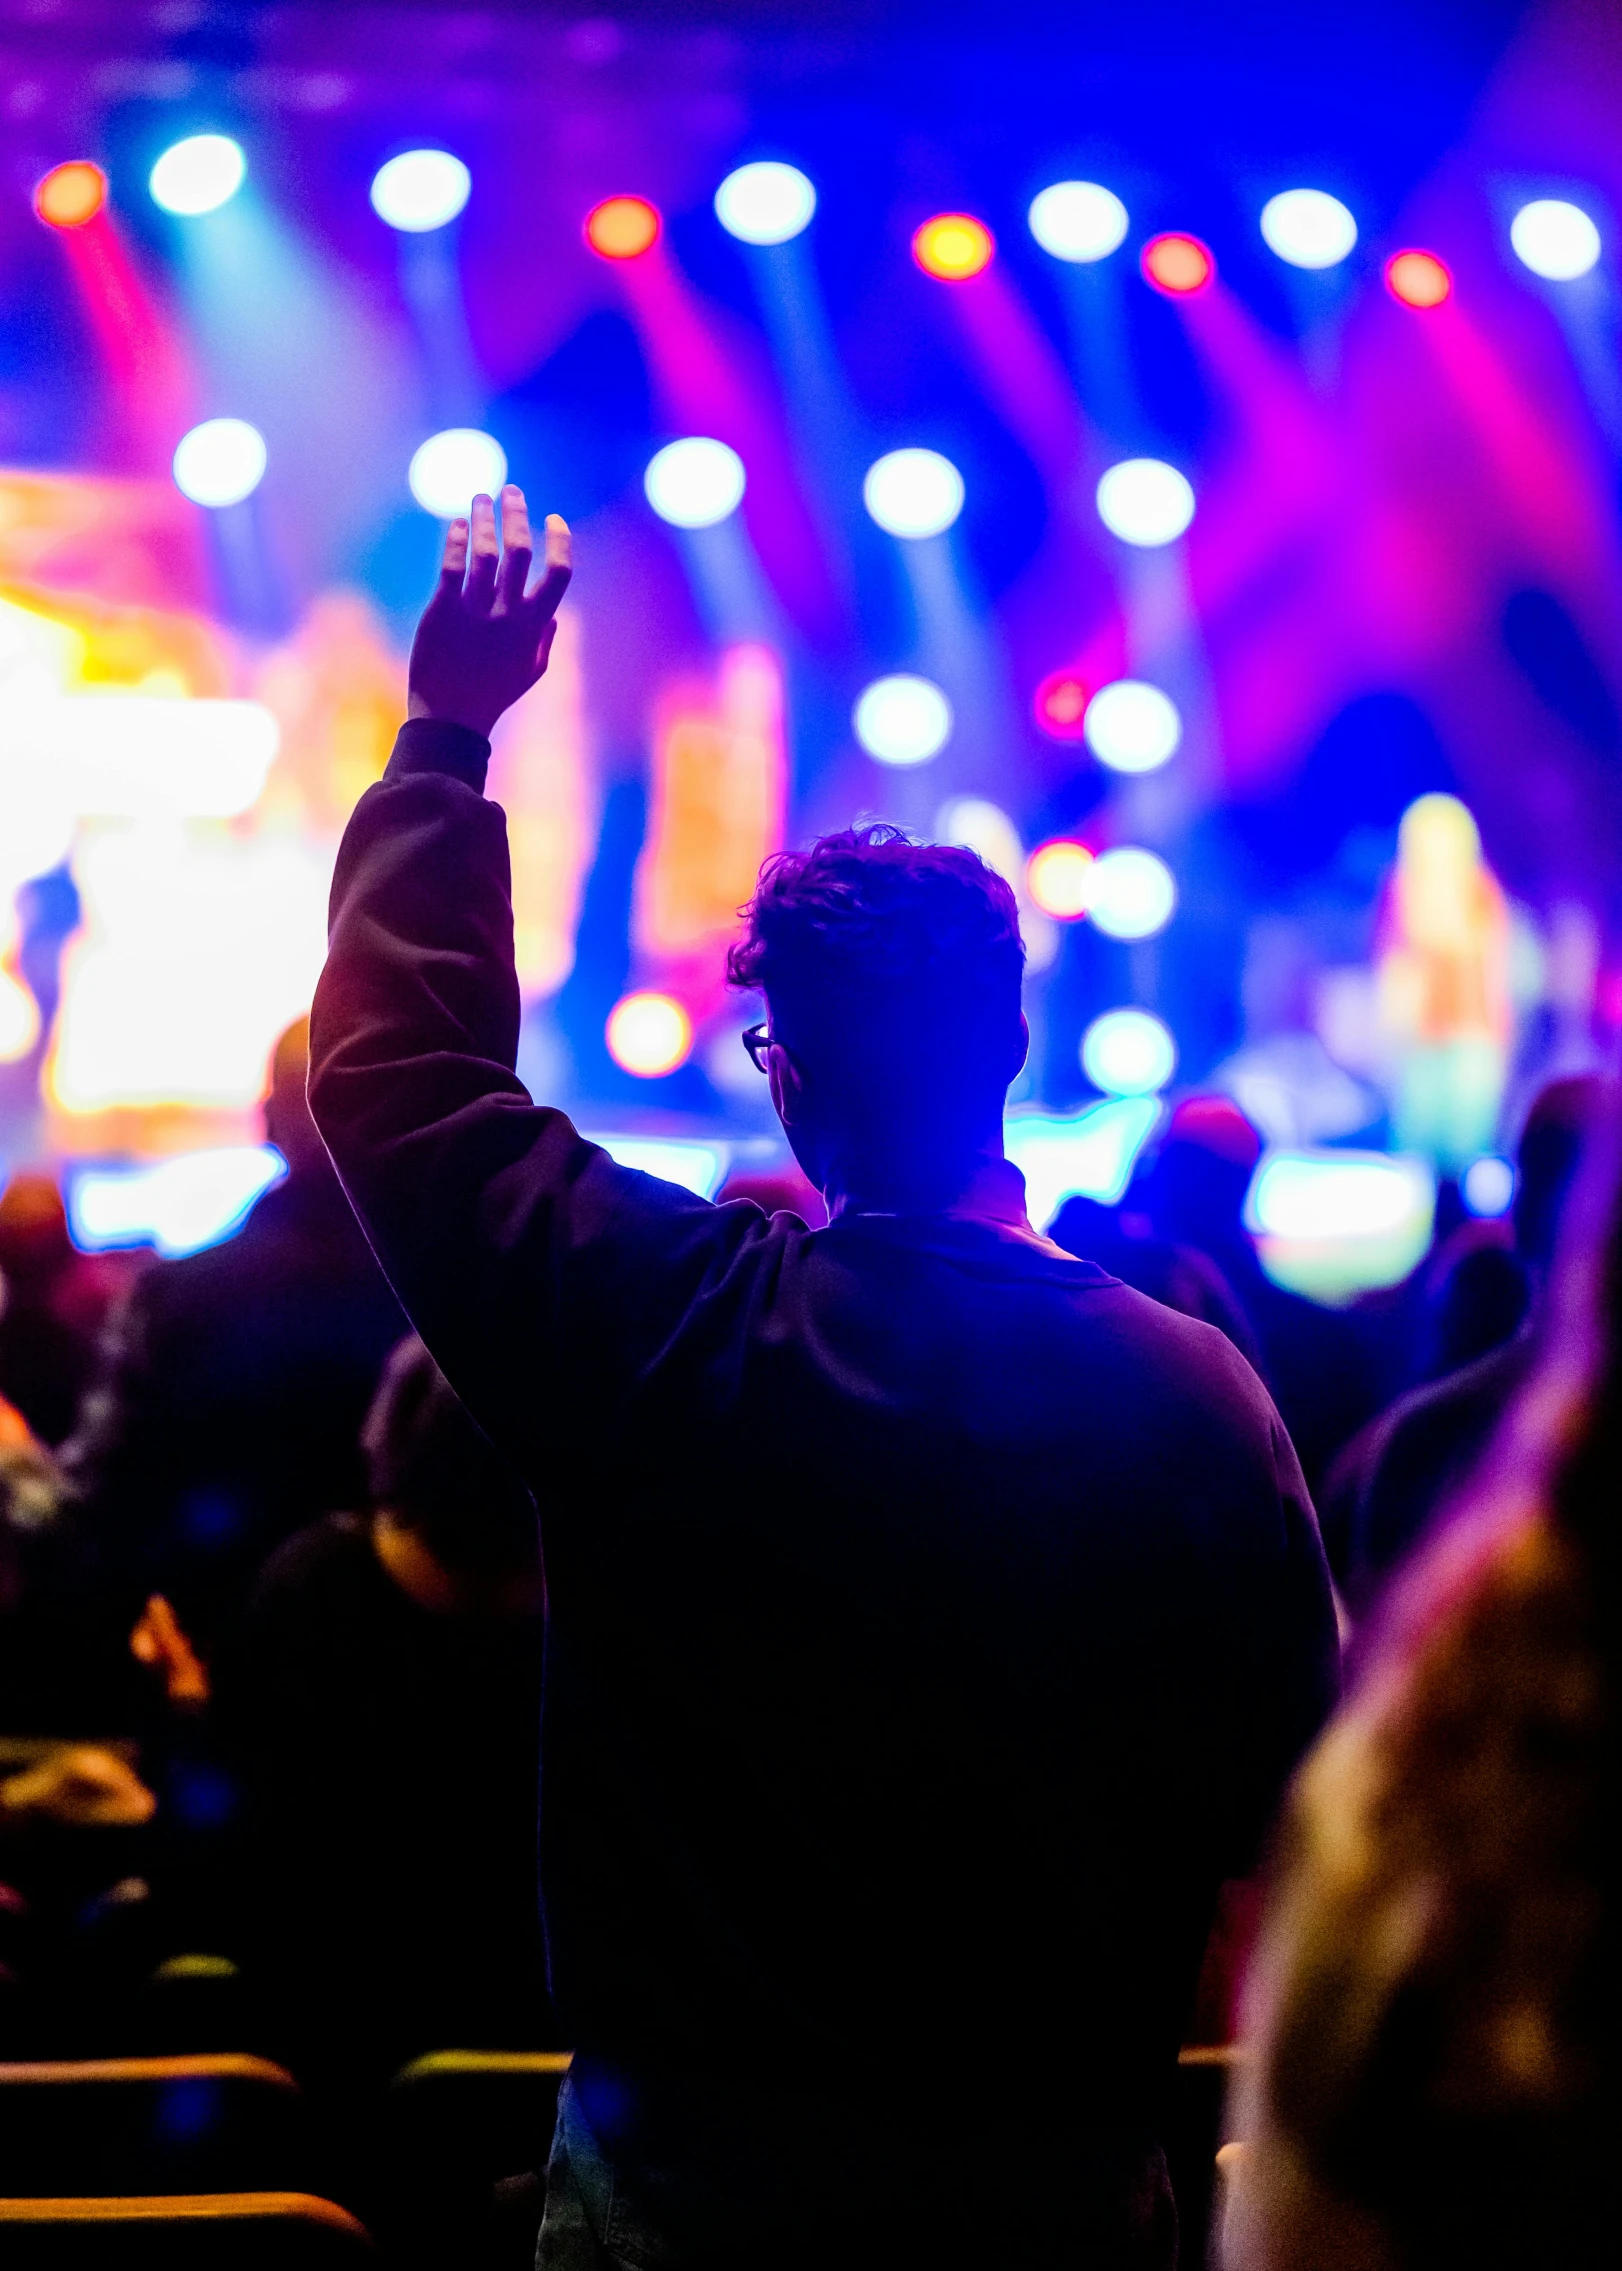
top-left (407, 486), bottom-right (572, 739)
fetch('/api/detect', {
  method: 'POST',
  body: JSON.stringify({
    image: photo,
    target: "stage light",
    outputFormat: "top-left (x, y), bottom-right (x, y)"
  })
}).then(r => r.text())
top-left (1005, 1096), bottom-right (1163, 1220)
top-left (33, 161), bottom-right (107, 230)
top-left (853, 674), bottom-right (952, 766)
top-left (644, 437), bottom-right (746, 529)
top-left (1141, 233), bottom-right (1214, 296)
top-left (1027, 841), bottom-right (1094, 920)
top-left (1385, 250), bottom-right (1451, 308)
top-left (1462, 1154), bottom-right (1516, 1217)
top-left (1095, 458), bottom-right (1195, 547)
top-left (1260, 188), bottom-right (1357, 269)
top-left (1086, 847), bottom-right (1176, 940)
top-left (862, 448), bottom-right (964, 539)
top-left (606, 991), bottom-right (692, 1078)
top-left (68, 1147), bottom-right (284, 1259)
top-left (1033, 669), bottom-right (1090, 741)
top-left (1082, 680), bottom-right (1181, 773)
top-left (1028, 181), bottom-right (1128, 263)
top-left (590, 1135), bottom-right (729, 1197)
top-left (912, 212), bottom-right (994, 280)
top-left (370, 149), bottom-right (471, 232)
top-left (715, 161), bottom-right (816, 245)
top-left (408, 428), bottom-right (508, 519)
top-left (1082, 1009), bottom-right (1176, 1097)
top-left (149, 134), bottom-right (245, 217)
top-left (1510, 198), bottom-right (1601, 280)
top-left (585, 195), bottom-right (660, 260)
top-left (0, 967), bottom-right (39, 1064)
top-left (1246, 1149), bottom-right (1436, 1302)
top-left (172, 418), bottom-right (267, 508)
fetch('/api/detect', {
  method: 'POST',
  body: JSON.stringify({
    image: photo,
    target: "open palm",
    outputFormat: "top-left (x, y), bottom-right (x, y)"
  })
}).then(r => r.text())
top-left (408, 486), bottom-right (573, 739)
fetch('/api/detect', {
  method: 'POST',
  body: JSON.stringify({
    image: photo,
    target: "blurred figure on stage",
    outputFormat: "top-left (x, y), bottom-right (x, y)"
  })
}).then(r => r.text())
top-left (61, 1018), bottom-right (406, 1667)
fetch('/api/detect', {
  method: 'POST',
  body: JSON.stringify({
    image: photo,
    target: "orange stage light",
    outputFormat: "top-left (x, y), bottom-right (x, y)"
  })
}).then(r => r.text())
top-left (1026, 841), bottom-right (1096, 921)
top-left (1385, 249), bottom-right (1452, 308)
top-left (585, 195), bottom-right (661, 260)
top-left (1034, 669), bottom-right (1090, 741)
top-left (34, 161), bottom-right (107, 230)
top-left (1141, 232), bottom-right (1214, 296)
top-left (912, 212), bottom-right (994, 281)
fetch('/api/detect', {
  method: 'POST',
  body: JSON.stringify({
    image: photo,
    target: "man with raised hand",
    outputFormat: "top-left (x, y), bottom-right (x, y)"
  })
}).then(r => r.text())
top-left (310, 486), bottom-right (1338, 2271)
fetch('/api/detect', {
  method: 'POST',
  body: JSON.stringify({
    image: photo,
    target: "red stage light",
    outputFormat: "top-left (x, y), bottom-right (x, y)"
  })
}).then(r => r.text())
top-left (585, 195), bottom-right (661, 261)
top-left (912, 212), bottom-right (994, 280)
top-left (1141, 233), bottom-right (1214, 296)
top-left (34, 161), bottom-right (107, 230)
top-left (1385, 249), bottom-right (1451, 308)
top-left (1034, 669), bottom-right (1090, 741)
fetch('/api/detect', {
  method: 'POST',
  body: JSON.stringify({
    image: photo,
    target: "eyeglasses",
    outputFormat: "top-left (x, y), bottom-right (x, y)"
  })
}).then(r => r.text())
top-left (740, 1023), bottom-right (773, 1074)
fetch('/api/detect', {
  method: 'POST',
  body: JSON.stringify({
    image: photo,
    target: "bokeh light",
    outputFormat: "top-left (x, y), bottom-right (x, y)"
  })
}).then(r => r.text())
top-left (912, 213), bottom-right (994, 280)
top-left (644, 437), bottom-right (747, 529)
top-left (408, 429), bottom-right (508, 519)
top-left (862, 448), bottom-right (965, 539)
top-left (149, 134), bottom-right (245, 217)
top-left (172, 419), bottom-right (267, 508)
top-left (606, 991), bottom-right (693, 1078)
top-left (1260, 188), bottom-right (1357, 269)
top-left (585, 195), bottom-right (661, 260)
top-left (1033, 669), bottom-right (1090, 741)
top-left (715, 161), bottom-right (816, 245)
top-left (1085, 847), bottom-right (1177, 940)
top-left (33, 161), bottom-right (107, 230)
top-left (1083, 680), bottom-right (1182, 773)
top-left (1027, 180), bottom-right (1128, 262)
top-left (1027, 840), bottom-right (1095, 920)
top-left (1082, 1009), bottom-right (1177, 1097)
top-left (370, 149), bottom-right (471, 232)
top-left (1510, 198), bottom-right (1601, 280)
top-left (1141, 233), bottom-right (1214, 295)
top-left (1095, 458), bottom-right (1195, 547)
top-left (853, 675), bottom-right (952, 766)
top-left (1385, 249), bottom-right (1452, 308)
top-left (1462, 1154), bottom-right (1516, 1218)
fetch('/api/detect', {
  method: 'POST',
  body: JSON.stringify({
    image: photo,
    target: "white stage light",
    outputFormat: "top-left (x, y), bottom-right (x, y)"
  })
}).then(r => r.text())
top-left (1027, 181), bottom-right (1129, 263)
top-left (863, 448), bottom-right (964, 539)
top-left (1510, 198), bottom-right (1601, 280)
top-left (589, 1135), bottom-right (729, 1196)
top-left (853, 674), bottom-right (952, 766)
top-left (1086, 847), bottom-right (1177, 940)
top-left (1082, 680), bottom-right (1181, 773)
top-left (605, 992), bottom-right (692, 1078)
top-left (409, 429), bottom-right (508, 519)
top-left (715, 161), bottom-right (816, 245)
top-left (1260, 189), bottom-right (1358, 269)
top-left (172, 418), bottom-right (267, 508)
top-left (1004, 1096), bottom-right (1162, 1221)
top-left (1082, 1009), bottom-right (1176, 1097)
top-left (371, 149), bottom-right (471, 232)
top-left (69, 1146), bottom-right (284, 1259)
top-left (1462, 1155), bottom-right (1516, 1217)
top-left (150, 134), bottom-right (245, 217)
top-left (644, 438), bottom-right (747, 529)
top-left (1096, 458), bottom-right (1195, 547)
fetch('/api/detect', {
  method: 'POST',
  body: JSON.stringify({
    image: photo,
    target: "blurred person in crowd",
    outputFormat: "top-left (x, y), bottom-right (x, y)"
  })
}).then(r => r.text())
top-left (1144, 1096), bottom-right (1382, 1490)
top-left (0, 1172), bottom-right (107, 1446)
top-left (61, 1018), bottom-right (407, 1665)
top-left (1050, 1193), bottom-right (1264, 1373)
top-left (1323, 1074), bottom-right (1608, 1610)
top-left (0, 1395), bottom-right (135, 1735)
top-left (309, 490), bottom-right (1337, 2271)
top-left (226, 1337), bottom-right (548, 2087)
top-left (1224, 1106), bottom-right (1621, 2271)
top-left (1412, 1217), bottom-right (1528, 1382)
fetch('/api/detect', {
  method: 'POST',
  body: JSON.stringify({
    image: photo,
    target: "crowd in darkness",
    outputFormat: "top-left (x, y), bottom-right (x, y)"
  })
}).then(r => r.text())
top-left (1, 488), bottom-right (1616, 2271)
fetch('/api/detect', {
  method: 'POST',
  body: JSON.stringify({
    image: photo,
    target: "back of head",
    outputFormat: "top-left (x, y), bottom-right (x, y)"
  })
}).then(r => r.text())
top-left (1145, 1096), bottom-right (1262, 1259)
top-left (263, 1016), bottom-right (329, 1180)
top-left (1513, 1073), bottom-right (1612, 1273)
top-left (727, 826), bottom-right (1026, 1201)
top-left (362, 1337), bottom-right (537, 1578)
top-left (0, 1172), bottom-right (73, 1290)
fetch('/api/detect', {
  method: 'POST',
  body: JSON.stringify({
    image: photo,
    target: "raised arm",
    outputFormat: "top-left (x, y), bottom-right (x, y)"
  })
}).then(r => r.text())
top-left (309, 491), bottom-right (746, 1458)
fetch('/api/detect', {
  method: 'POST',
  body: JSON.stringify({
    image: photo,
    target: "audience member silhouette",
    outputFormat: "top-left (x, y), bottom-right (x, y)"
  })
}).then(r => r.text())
top-left (1225, 1105), bottom-right (1622, 2271)
top-left (1049, 1193), bottom-right (1264, 1372)
top-left (227, 1336), bottom-right (548, 2092)
top-left (1323, 1074), bottom-right (1609, 1610)
top-left (61, 1019), bottom-right (406, 1663)
top-left (309, 489), bottom-right (1338, 2271)
top-left (0, 1173), bottom-right (107, 1446)
top-left (0, 1395), bottom-right (134, 1735)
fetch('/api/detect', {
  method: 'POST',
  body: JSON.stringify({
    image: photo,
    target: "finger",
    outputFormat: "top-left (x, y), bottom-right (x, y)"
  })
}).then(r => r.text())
top-left (496, 485), bottom-right (533, 612)
top-left (536, 618), bottom-right (560, 677)
top-left (526, 513), bottom-right (573, 622)
top-left (436, 517), bottom-right (469, 591)
top-left (464, 492), bottom-right (499, 610)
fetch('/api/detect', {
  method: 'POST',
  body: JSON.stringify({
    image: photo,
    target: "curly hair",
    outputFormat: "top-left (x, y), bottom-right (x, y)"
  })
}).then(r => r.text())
top-left (727, 826), bottom-right (1025, 1120)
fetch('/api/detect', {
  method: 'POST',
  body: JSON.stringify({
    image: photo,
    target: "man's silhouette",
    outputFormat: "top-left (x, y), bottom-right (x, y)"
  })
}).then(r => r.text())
top-left (310, 489), bottom-right (1338, 2270)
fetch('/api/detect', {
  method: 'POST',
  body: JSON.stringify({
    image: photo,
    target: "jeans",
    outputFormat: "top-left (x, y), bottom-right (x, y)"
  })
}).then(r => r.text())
top-left (536, 2073), bottom-right (1180, 2271)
